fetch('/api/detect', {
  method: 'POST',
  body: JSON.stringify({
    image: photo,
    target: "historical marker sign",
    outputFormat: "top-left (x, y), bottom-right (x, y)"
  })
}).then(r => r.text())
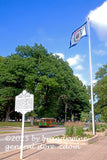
top-left (15, 90), bottom-right (34, 114)
top-left (15, 90), bottom-right (34, 160)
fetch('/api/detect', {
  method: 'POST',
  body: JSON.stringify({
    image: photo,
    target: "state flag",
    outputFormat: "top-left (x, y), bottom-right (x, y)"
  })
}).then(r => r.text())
top-left (70, 22), bottom-right (87, 47)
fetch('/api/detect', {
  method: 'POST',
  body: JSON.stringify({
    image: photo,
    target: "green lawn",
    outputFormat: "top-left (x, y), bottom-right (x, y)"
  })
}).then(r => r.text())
top-left (0, 122), bottom-right (32, 127)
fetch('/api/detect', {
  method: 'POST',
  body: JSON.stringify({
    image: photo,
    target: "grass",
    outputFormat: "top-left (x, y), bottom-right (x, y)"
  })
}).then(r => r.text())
top-left (0, 131), bottom-right (16, 134)
top-left (65, 121), bottom-right (84, 127)
top-left (0, 128), bottom-right (41, 134)
top-left (65, 121), bottom-right (85, 137)
top-left (0, 122), bottom-right (32, 127)
top-left (25, 128), bottom-right (41, 131)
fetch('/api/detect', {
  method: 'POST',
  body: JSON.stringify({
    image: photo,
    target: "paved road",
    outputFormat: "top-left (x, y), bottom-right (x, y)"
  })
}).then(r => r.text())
top-left (0, 127), bottom-right (65, 154)
top-left (0, 133), bottom-right (107, 160)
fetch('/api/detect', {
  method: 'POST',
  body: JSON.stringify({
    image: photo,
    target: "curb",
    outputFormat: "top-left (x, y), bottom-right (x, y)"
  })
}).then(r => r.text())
top-left (45, 135), bottom-right (99, 145)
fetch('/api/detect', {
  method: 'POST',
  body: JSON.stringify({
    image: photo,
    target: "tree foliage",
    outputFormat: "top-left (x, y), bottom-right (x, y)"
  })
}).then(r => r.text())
top-left (0, 43), bottom-right (90, 122)
top-left (94, 64), bottom-right (107, 122)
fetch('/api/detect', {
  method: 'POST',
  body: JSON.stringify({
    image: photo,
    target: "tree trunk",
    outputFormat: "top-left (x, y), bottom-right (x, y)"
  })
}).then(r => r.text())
top-left (74, 113), bottom-right (75, 122)
top-left (65, 103), bottom-right (67, 122)
top-left (5, 106), bottom-right (10, 122)
top-left (15, 112), bottom-right (17, 122)
top-left (18, 113), bottom-right (20, 122)
top-left (30, 116), bottom-right (34, 126)
top-left (71, 114), bottom-right (74, 121)
top-left (71, 110), bottom-right (72, 121)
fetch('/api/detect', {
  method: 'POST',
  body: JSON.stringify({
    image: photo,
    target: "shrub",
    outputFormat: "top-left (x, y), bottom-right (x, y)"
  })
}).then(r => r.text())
top-left (75, 126), bottom-right (84, 137)
top-left (89, 123), bottom-right (107, 132)
top-left (89, 123), bottom-right (92, 131)
top-left (96, 128), bottom-right (100, 132)
top-left (65, 121), bottom-right (84, 137)
top-left (65, 126), bottom-right (74, 137)
top-left (100, 127), bottom-right (105, 132)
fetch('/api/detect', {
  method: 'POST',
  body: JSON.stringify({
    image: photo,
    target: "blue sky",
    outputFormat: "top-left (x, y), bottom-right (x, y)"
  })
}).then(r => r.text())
top-left (0, 0), bottom-right (107, 85)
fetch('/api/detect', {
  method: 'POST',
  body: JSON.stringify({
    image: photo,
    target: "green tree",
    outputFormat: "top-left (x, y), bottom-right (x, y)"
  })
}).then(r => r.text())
top-left (94, 64), bottom-right (107, 122)
top-left (0, 55), bottom-right (37, 121)
top-left (0, 43), bottom-right (90, 122)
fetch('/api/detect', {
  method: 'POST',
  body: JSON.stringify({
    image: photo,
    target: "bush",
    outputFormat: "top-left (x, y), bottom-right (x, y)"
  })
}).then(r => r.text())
top-left (65, 126), bottom-right (74, 137)
top-left (89, 123), bottom-right (92, 131)
top-left (75, 126), bottom-right (84, 137)
top-left (89, 123), bottom-right (107, 132)
top-left (65, 122), bottom-right (84, 137)
top-left (100, 127), bottom-right (105, 132)
top-left (103, 124), bottom-right (107, 129)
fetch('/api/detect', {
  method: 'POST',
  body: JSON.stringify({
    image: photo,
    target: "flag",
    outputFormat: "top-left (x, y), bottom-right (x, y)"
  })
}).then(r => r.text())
top-left (70, 22), bottom-right (87, 48)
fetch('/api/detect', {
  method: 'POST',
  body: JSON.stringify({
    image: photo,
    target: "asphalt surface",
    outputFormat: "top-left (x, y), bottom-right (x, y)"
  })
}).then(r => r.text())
top-left (0, 133), bottom-right (107, 160)
top-left (0, 127), bottom-right (65, 154)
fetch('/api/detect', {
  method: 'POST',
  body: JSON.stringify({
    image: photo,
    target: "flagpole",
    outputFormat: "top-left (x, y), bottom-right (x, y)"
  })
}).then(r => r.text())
top-left (87, 17), bottom-right (95, 135)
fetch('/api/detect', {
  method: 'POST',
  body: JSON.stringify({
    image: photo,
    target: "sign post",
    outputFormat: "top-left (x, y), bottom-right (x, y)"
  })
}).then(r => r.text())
top-left (20, 113), bottom-right (25, 159)
top-left (15, 90), bottom-right (34, 160)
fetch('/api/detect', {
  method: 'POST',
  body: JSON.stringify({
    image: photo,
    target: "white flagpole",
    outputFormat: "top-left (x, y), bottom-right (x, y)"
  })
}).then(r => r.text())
top-left (87, 17), bottom-right (95, 135)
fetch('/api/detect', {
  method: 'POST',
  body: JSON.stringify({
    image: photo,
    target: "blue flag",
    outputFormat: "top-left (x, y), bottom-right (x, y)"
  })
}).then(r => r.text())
top-left (70, 22), bottom-right (87, 48)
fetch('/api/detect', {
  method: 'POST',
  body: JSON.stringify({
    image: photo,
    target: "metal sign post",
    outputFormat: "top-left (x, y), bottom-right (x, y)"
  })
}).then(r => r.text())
top-left (15, 90), bottom-right (34, 160)
top-left (20, 113), bottom-right (25, 160)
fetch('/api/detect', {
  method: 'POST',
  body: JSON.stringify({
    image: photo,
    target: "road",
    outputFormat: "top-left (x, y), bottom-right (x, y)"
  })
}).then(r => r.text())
top-left (0, 127), bottom-right (65, 154)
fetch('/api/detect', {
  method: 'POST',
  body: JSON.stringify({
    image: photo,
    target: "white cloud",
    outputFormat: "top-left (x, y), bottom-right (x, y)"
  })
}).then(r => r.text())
top-left (53, 53), bottom-right (64, 59)
top-left (67, 55), bottom-right (86, 84)
top-left (74, 65), bottom-right (84, 70)
top-left (93, 49), bottom-right (107, 56)
top-left (67, 54), bottom-right (83, 66)
top-left (88, 1), bottom-right (107, 26)
top-left (88, 1), bottom-right (107, 42)
top-left (75, 74), bottom-right (87, 85)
